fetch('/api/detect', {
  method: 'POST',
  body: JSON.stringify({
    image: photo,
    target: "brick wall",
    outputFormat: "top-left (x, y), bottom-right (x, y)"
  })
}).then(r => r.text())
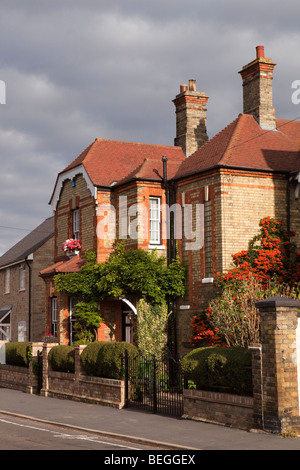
top-left (41, 343), bottom-right (125, 408)
top-left (0, 343), bottom-right (125, 409)
top-left (252, 297), bottom-right (300, 434)
top-left (183, 389), bottom-right (254, 430)
top-left (55, 174), bottom-right (96, 260)
top-left (175, 168), bottom-right (288, 357)
top-left (0, 264), bottom-right (28, 341)
top-left (0, 235), bottom-right (53, 342)
top-left (31, 236), bottom-right (54, 341)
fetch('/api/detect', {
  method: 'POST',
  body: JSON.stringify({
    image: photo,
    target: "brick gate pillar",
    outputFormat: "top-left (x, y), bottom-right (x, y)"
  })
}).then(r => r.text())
top-left (254, 296), bottom-right (300, 434)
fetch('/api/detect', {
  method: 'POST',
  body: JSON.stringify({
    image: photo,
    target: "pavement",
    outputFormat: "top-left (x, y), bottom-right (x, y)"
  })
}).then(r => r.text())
top-left (1, 387), bottom-right (300, 450)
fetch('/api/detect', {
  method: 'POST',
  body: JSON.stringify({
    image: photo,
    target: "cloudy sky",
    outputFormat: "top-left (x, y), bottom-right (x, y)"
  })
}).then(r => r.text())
top-left (0, 0), bottom-right (299, 255)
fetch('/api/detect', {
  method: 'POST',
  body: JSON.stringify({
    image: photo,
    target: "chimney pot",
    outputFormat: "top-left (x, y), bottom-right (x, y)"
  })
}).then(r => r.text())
top-left (189, 79), bottom-right (196, 91)
top-left (256, 45), bottom-right (264, 59)
top-left (180, 84), bottom-right (188, 93)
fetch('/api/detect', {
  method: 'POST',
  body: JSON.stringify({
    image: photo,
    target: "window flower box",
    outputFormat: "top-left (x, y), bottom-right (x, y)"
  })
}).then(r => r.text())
top-left (62, 239), bottom-right (82, 256)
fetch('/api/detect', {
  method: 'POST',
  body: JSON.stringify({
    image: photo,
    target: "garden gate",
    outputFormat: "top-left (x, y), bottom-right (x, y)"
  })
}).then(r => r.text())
top-left (37, 350), bottom-right (43, 393)
top-left (124, 350), bottom-right (186, 417)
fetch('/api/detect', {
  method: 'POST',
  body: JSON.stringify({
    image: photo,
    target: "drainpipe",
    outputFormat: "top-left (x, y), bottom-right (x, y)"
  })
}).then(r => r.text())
top-left (287, 174), bottom-right (291, 265)
top-left (25, 257), bottom-right (32, 341)
top-left (162, 156), bottom-right (178, 359)
top-left (162, 156), bottom-right (171, 266)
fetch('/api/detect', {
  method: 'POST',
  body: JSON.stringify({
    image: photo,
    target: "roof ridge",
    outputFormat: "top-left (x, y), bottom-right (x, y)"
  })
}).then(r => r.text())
top-left (94, 138), bottom-right (182, 150)
top-left (61, 141), bottom-right (94, 174)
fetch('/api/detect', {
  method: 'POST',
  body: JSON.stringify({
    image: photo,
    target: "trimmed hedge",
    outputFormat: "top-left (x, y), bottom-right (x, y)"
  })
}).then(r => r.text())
top-left (181, 346), bottom-right (253, 396)
top-left (5, 342), bottom-right (31, 367)
top-left (80, 341), bottom-right (138, 379)
top-left (48, 345), bottom-right (75, 373)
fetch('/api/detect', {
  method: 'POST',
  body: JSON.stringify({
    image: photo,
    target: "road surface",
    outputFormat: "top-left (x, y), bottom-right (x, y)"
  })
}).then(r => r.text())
top-left (0, 413), bottom-right (160, 451)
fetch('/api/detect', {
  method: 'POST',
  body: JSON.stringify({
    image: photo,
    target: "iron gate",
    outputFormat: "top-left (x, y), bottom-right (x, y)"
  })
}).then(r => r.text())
top-left (124, 350), bottom-right (186, 417)
top-left (37, 350), bottom-right (43, 393)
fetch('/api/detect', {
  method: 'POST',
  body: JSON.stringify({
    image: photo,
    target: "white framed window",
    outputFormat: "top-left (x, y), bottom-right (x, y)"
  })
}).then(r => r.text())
top-left (19, 263), bottom-right (26, 291)
top-left (4, 269), bottom-right (10, 294)
top-left (51, 297), bottom-right (57, 337)
top-left (72, 208), bottom-right (80, 239)
top-left (149, 197), bottom-right (161, 245)
top-left (18, 321), bottom-right (27, 342)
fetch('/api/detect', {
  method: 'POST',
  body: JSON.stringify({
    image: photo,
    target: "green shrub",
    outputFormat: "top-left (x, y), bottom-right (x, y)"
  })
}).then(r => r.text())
top-left (80, 341), bottom-right (138, 379)
top-left (5, 342), bottom-right (31, 367)
top-left (181, 346), bottom-right (252, 396)
top-left (48, 345), bottom-right (75, 373)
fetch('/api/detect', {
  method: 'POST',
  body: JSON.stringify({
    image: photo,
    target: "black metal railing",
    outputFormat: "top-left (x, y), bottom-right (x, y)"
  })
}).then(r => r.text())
top-left (37, 350), bottom-right (43, 393)
top-left (124, 350), bottom-right (186, 417)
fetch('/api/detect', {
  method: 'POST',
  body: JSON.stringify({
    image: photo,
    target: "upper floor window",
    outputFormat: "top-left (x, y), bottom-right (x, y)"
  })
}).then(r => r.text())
top-left (149, 197), bottom-right (161, 245)
top-left (19, 263), bottom-right (26, 291)
top-left (4, 268), bottom-right (10, 294)
top-left (72, 208), bottom-right (80, 239)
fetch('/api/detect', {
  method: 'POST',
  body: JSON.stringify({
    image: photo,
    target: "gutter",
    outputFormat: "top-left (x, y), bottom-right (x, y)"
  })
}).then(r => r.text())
top-left (0, 258), bottom-right (29, 271)
top-left (171, 164), bottom-right (292, 184)
top-left (287, 174), bottom-right (291, 265)
top-left (162, 156), bottom-right (171, 266)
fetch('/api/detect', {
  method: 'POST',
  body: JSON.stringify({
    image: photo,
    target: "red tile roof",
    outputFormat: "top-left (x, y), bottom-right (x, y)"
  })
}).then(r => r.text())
top-left (40, 254), bottom-right (85, 277)
top-left (174, 114), bottom-right (300, 179)
top-left (62, 139), bottom-right (186, 187)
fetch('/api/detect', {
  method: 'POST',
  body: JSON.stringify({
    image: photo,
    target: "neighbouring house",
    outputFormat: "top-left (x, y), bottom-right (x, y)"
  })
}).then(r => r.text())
top-left (0, 217), bottom-right (54, 342)
top-left (37, 45), bottom-right (300, 356)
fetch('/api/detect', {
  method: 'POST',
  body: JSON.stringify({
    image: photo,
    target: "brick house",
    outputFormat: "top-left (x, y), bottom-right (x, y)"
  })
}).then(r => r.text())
top-left (36, 45), bottom-right (300, 356)
top-left (171, 46), bottom-right (300, 354)
top-left (39, 141), bottom-right (186, 346)
top-left (0, 217), bottom-right (54, 342)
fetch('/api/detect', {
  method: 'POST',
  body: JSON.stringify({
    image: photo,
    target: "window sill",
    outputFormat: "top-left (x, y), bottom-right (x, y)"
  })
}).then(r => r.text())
top-left (148, 244), bottom-right (166, 250)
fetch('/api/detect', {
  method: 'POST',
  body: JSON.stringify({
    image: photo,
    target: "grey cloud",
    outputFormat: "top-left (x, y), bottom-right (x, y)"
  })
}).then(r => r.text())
top-left (0, 0), bottom-right (299, 254)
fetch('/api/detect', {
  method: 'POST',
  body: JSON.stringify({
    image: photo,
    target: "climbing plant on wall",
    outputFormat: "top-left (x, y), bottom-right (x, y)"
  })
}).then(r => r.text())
top-left (55, 242), bottom-right (185, 343)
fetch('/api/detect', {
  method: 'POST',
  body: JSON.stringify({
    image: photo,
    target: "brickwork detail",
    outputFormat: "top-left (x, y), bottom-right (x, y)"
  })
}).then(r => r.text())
top-left (183, 389), bottom-right (253, 430)
top-left (239, 46), bottom-right (276, 129)
top-left (173, 80), bottom-right (209, 156)
top-left (252, 297), bottom-right (300, 434)
top-left (0, 342), bottom-right (125, 408)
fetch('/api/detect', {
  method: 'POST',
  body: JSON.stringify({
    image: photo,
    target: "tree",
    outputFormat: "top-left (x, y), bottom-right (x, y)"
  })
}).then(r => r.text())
top-left (95, 242), bottom-right (185, 305)
top-left (219, 216), bottom-right (300, 288)
top-left (190, 217), bottom-right (300, 348)
top-left (135, 299), bottom-right (170, 359)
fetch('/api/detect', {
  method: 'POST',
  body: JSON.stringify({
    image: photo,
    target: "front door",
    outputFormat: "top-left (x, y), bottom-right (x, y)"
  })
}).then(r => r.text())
top-left (122, 310), bottom-right (135, 343)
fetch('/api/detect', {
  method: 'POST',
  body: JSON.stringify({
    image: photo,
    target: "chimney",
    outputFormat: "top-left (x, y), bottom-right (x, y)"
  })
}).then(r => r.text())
top-left (238, 45), bottom-right (276, 130)
top-left (173, 79), bottom-right (209, 156)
